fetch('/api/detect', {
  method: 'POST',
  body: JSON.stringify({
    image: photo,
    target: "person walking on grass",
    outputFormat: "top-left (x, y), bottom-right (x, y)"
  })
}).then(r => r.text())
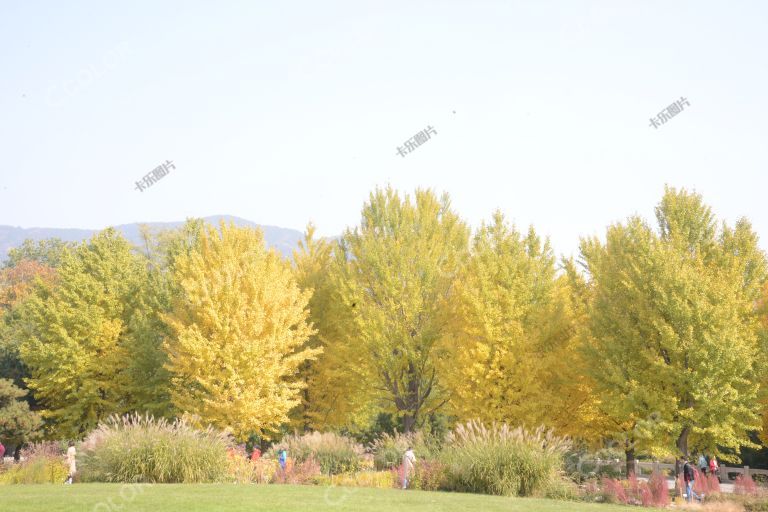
top-left (683, 457), bottom-right (701, 503)
top-left (65, 441), bottom-right (76, 484)
top-left (402, 446), bottom-right (416, 490)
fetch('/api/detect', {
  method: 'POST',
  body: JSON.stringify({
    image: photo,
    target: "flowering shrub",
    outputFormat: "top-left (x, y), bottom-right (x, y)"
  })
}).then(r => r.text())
top-left (410, 459), bottom-right (447, 491)
top-left (648, 471), bottom-right (670, 507)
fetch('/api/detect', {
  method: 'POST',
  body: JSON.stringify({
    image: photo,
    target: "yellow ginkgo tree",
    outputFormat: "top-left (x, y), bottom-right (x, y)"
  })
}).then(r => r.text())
top-left (163, 222), bottom-right (318, 440)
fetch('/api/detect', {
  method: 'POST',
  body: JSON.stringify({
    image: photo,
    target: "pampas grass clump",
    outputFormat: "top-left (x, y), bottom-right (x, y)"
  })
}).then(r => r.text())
top-left (440, 420), bottom-right (570, 497)
top-left (79, 413), bottom-right (230, 483)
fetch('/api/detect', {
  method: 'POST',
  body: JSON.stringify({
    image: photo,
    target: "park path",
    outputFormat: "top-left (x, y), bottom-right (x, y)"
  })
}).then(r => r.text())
top-left (639, 477), bottom-right (735, 493)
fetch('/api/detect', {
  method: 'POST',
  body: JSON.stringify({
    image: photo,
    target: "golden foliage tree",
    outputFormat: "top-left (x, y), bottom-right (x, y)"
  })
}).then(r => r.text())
top-left (291, 224), bottom-right (374, 430)
top-left (440, 213), bottom-right (599, 437)
top-left (163, 222), bottom-right (318, 440)
top-left (440, 212), bottom-right (554, 424)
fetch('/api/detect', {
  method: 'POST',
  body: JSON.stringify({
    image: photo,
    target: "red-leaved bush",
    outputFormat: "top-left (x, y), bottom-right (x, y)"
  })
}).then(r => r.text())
top-left (648, 472), bottom-right (670, 507)
top-left (391, 463), bottom-right (404, 488)
top-left (602, 477), bottom-right (629, 504)
top-left (694, 471), bottom-right (721, 495)
top-left (640, 484), bottom-right (653, 506)
top-left (734, 474), bottom-right (758, 496)
top-left (601, 472), bottom-right (670, 507)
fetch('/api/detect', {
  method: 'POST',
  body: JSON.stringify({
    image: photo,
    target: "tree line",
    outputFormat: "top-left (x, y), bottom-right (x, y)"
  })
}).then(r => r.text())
top-left (1, 185), bottom-right (767, 473)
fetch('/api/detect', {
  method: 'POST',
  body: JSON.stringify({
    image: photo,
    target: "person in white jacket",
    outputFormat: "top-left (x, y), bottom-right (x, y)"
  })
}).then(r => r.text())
top-left (402, 447), bottom-right (416, 489)
top-left (65, 442), bottom-right (76, 484)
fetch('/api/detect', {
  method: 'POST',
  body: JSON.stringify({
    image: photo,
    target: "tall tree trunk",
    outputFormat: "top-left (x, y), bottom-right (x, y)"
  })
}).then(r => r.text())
top-left (403, 413), bottom-right (416, 434)
top-left (675, 426), bottom-right (690, 496)
top-left (625, 445), bottom-right (636, 478)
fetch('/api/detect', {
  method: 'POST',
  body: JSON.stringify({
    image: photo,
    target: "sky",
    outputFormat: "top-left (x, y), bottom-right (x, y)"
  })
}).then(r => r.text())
top-left (1, 0), bottom-right (767, 259)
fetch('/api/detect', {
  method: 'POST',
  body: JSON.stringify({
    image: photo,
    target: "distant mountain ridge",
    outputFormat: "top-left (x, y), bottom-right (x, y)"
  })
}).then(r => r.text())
top-left (0, 215), bottom-right (306, 261)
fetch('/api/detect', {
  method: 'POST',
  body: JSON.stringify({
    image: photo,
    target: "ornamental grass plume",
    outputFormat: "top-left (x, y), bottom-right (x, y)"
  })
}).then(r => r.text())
top-left (440, 420), bottom-right (570, 497)
top-left (78, 413), bottom-right (230, 483)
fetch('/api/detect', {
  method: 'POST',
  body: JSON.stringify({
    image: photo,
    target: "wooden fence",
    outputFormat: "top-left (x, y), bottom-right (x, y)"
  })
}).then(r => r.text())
top-left (586, 459), bottom-right (768, 482)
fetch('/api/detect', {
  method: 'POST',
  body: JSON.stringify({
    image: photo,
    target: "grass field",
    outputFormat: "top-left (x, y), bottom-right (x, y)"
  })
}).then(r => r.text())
top-left (1, 484), bottom-right (637, 512)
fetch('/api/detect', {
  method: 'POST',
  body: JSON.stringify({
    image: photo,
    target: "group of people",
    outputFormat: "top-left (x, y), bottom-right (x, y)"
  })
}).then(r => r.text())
top-left (698, 453), bottom-right (720, 477)
top-left (682, 454), bottom-right (720, 503)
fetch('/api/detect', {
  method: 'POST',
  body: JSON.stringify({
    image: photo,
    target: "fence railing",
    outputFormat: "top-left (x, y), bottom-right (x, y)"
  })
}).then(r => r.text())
top-left (582, 459), bottom-right (768, 482)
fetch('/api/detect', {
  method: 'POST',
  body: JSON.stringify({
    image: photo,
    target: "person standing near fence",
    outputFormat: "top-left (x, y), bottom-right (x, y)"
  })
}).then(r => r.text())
top-left (0, 441), bottom-right (5, 463)
top-left (709, 456), bottom-right (719, 481)
top-left (698, 454), bottom-right (708, 475)
top-left (402, 447), bottom-right (416, 489)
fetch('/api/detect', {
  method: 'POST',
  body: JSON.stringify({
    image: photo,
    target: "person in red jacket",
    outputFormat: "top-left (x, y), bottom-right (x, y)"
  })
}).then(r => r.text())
top-left (709, 456), bottom-right (720, 481)
top-left (0, 441), bottom-right (6, 462)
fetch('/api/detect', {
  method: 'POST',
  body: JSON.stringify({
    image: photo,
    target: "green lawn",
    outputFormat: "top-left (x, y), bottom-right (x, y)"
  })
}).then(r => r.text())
top-left (1, 483), bottom-right (637, 512)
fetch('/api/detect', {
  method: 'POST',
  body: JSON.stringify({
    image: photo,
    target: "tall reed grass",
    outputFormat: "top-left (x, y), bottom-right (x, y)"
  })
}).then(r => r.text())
top-left (439, 420), bottom-right (570, 497)
top-left (79, 413), bottom-right (230, 483)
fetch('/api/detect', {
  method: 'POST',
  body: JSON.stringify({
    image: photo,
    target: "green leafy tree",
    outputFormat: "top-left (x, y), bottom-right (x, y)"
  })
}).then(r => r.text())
top-left (581, 187), bottom-right (767, 477)
top-left (0, 378), bottom-right (41, 448)
top-left (0, 260), bottom-right (58, 393)
top-left (3, 238), bottom-right (72, 269)
top-left (19, 229), bottom-right (171, 437)
top-left (122, 220), bottom-right (206, 418)
top-left (332, 187), bottom-right (470, 432)
top-left (0, 240), bottom-right (69, 402)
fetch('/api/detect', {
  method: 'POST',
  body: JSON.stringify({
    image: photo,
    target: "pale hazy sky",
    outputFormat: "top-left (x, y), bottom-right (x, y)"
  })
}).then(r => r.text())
top-left (1, 1), bottom-right (767, 259)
